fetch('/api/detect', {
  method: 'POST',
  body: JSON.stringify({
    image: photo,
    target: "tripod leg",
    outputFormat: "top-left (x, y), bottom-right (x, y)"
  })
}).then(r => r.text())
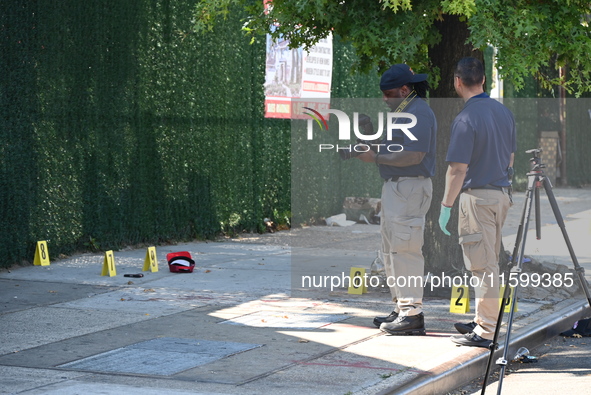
top-left (480, 279), bottom-right (514, 395)
top-left (481, 178), bottom-right (536, 394)
top-left (494, 263), bottom-right (524, 395)
top-left (535, 182), bottom-right (541, 240)
top-left (542, 178), bottom-right (591, 305)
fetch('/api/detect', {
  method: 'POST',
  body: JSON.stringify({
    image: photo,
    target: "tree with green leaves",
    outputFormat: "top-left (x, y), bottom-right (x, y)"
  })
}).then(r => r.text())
top-left (193, 0), bottom-right (591, 274)
top-left (194, 0), bottom-right (591, 97)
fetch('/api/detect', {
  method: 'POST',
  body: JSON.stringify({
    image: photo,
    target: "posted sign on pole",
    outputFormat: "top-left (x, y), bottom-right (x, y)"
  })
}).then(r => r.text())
top-left (264, 27), bottom-right (332, 119)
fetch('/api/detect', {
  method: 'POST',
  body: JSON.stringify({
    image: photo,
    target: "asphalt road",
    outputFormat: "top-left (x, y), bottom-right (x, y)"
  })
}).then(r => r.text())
top-left (448, 330), bottom-right (591, 394)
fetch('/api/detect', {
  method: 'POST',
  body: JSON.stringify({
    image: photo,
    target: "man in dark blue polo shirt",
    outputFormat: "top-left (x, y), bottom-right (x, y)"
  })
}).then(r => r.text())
top-left (439, 57), bottom-right (516, 348)
top-left (357, 64), bottom-right (437, 335)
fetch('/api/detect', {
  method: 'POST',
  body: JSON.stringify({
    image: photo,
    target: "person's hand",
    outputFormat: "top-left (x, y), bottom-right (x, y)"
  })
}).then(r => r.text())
top-left (438, 204), bottom-right (452, 236)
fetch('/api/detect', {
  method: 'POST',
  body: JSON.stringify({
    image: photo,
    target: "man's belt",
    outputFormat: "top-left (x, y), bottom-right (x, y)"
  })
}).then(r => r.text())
top-left (384, 176), bottom-right (427, 182)
top-left (463, 184), bottom-right (509, 193)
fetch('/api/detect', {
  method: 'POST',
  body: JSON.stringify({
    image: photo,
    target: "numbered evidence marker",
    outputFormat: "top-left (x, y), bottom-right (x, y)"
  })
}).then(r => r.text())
top-left (142, 246), bottom-right (158, 272)
top-left (347, 267), bottom-right (368, 294)
top-left (449, 284), bottom-right (470, 314)
top-left (499, 285), bottom-right (518, 313)
top-left (33, 240), bottom-right (50, 266)
top-left (101, 250), bottom-right (117, 277)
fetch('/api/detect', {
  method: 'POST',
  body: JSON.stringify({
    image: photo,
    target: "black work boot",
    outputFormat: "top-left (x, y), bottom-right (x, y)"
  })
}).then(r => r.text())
top-left (373, 311), bottom-right (399, 328)
top-left (454, 321), bottom-right (477, 334)
top-left (379, 313), bottom-right (426, 335)
top-left (450, 332), bottom-right (492, 348)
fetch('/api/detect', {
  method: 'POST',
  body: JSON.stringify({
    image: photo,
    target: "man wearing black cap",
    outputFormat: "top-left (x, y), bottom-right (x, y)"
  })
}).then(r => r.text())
top-left (357, 64), bottom-right (437, 335)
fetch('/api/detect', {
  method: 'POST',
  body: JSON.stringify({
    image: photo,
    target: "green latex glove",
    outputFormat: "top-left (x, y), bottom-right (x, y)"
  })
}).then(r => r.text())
top-left (439, 205), bottom-right (452, 236)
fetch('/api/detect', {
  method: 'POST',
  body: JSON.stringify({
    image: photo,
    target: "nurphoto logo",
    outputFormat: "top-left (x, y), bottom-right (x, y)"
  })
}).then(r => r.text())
top-left (303, 107), bottom-right (418, 154)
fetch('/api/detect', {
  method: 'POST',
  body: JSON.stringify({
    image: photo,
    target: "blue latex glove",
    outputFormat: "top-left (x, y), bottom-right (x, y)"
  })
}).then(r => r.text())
top-left (439, 205), bottom-right (452, 236)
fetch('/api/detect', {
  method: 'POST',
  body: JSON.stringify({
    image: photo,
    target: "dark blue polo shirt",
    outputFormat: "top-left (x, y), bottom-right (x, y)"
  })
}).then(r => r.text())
top-left (446, 92), bottom-right (516, 189)
top-left (377, 98), bottom-right (437, 179)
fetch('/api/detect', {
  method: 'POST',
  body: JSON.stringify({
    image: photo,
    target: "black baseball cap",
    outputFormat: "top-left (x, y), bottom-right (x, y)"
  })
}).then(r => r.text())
top-left (380, 64), bottom-right (428, 91)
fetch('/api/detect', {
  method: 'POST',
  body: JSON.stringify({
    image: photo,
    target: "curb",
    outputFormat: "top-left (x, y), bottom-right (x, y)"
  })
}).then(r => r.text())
top-left (377, 300), bottom-right (591, 395)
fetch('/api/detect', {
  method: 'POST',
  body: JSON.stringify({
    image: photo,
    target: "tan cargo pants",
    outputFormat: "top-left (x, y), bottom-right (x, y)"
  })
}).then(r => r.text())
top-left (458, 188), bottom-right (511, 339)
top-left (381, 177), bottom-right (432, 317)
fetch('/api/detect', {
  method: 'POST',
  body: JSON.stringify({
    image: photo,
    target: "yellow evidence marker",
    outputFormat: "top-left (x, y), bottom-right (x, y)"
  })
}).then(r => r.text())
top-left (347, 267), bottom-right (368, 294)
top-left (101, 250), bottom-right (117, 277)
top-left (142, 246), bottom-right (158, 272)
top-left (499, 285), bottom-right (518, 313)
top-left (449, 284), bottom-right (470, 314)
top-left (33, 241), bottom-right (50, 266)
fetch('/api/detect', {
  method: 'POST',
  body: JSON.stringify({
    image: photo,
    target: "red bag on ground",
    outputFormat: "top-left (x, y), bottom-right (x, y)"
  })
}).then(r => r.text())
top-left (166, 251), bottom-right (195, 273)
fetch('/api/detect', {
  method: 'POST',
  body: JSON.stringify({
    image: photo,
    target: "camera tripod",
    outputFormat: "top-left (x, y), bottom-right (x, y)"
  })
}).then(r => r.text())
top-left (481, 148), bottom-right (591, 394)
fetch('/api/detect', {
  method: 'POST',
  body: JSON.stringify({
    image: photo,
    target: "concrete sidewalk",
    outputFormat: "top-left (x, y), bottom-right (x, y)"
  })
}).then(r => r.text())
top-left (0, 187), bottom-right (590, 395)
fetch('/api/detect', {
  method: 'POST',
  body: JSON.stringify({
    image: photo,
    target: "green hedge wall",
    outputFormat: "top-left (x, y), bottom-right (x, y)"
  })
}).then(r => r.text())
top-left (1, 1), bottom-right (295, 267)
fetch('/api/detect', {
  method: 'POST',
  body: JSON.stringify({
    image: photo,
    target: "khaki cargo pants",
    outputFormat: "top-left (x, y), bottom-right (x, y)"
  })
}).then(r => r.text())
top-left (458, 188), bottom-right (511, 339)
top-left (381, 177), bottom-right (432, 317)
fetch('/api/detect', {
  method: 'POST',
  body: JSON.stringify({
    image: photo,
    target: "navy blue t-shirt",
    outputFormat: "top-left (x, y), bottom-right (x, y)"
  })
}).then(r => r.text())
top-left (377, 98), bottom-right (437, 179)
top-left (446, 92), bottom-right (516, 189)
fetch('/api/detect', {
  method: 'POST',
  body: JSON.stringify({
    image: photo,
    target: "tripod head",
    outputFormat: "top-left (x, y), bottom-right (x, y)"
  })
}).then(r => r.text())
top-left (525, 148), bottom-right (542, 156)
top-left (526, 148), bottom-right (546, 173)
